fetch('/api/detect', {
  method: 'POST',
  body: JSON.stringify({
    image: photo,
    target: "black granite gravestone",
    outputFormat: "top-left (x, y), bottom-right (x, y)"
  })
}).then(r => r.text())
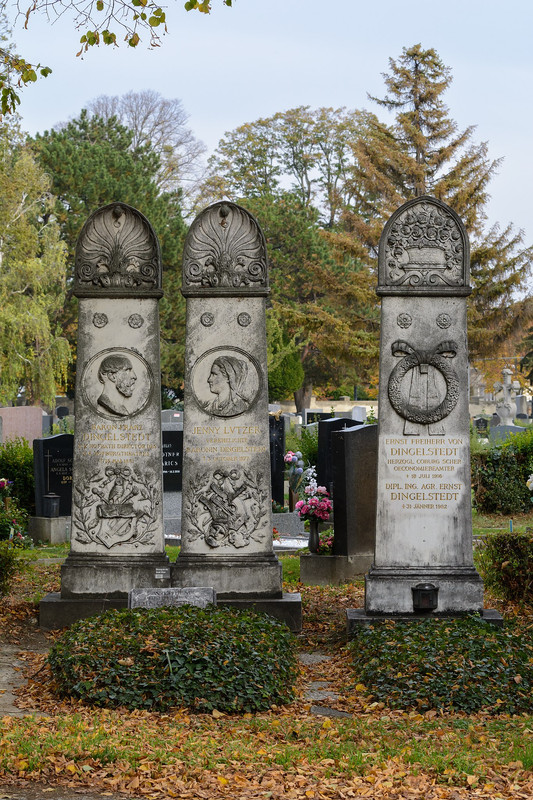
top-left (33, 434), bottom-right (74, 517)
top-left (331, 424), bottom-right (377, 559)
top-left (317, 417), bottom-right (361, 494)
top-left (162, 429), bottom-right (183, 492)
top-left (306, 411), bottom-right (331, 424)
top-left (269, 415), bottom-right (285, 506)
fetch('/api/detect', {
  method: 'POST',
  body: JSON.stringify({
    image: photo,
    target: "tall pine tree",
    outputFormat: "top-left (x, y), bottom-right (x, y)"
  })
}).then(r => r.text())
top-left (344, 44), bottom-right (533, 357)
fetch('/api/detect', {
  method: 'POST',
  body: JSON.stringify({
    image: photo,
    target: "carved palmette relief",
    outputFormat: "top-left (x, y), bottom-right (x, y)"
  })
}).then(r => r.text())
top-left (75, 203), bottom-right (161, 294)
top-left (182, 202), bottom-right (268, 292)
top-left (388, 340), bottom-right (460, 428)
top-left (73, 465), bottom-right (159, 549)
top-left (184, 467), bottom-right (267, 548)
top-left (383, 200), bottom-right (465, 288)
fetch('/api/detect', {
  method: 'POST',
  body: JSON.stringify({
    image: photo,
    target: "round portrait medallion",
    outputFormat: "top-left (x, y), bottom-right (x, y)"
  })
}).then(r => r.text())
top-left (190, 346), bottom-right (262, 419)
top-left (81, 348), bottom-right (154, 420)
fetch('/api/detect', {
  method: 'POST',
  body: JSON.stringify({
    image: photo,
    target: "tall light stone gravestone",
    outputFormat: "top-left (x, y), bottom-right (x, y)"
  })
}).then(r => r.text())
top-left (40, 203), bottom-right (169, 628)
top-left (360, 196), bottom-right (486, 621)
top-left (173, 201), bottom-right (301, 631)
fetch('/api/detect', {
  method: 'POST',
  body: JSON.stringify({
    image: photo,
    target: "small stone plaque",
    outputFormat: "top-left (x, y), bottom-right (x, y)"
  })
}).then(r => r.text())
top-left (155, 567), bottom-right (171, 581)
top-left (128, 587), bottom-right (216, 609)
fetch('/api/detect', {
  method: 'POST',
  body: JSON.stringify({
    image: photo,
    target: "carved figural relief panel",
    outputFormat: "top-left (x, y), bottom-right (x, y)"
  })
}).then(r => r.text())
top-left (73, 465), bottom-right (159, 549)
top-left (182, 202), bottom-right (267, 293)
top-left (190, 347), bottom-right (262, 418)
top-left (382, 200), bottom-right (466, 289)
top-left (184, 467), bottom-right (267, 549)
top-left (82, 348), bottom-right (154, 420)
top-left (75, 203), bottom-right (160, 294)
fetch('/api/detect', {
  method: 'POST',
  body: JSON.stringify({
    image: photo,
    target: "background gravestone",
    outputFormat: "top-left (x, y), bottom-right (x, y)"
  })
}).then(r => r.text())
top-left (269, 414), bottom-right (285, 507)
top-left (40, 202), bottom-right (169, 628)
top-left (361, 196), bottom-right (484, 618)
top-left (317, 416), bottom-right (361, 494)
top-left (174, 201), bottom-right (301, 631)
top-left (33, 434), bottom-right (74, 517)
top-left (162, 420), bottom-right (183, 538)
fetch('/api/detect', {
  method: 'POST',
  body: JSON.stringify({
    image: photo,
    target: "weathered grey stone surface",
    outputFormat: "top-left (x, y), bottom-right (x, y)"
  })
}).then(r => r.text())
top-left (45, 203), bottom-right (169, 616)
top-left (272, 511), bottom-right (305, 536)
top-left (29, 516), bottom-right (71, 544)
top-left (300, 553), bottom-right (370, 586)
top-left (128, 586), bottom-right (216, 609)
top-left (174, 202), bottom-right (290, 604)
top-left (365, 196), bottom-right (483, 616)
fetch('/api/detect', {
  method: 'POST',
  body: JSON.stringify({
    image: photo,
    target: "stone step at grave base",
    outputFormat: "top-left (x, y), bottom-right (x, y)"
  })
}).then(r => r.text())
top-left (300, 553), bottom-right (373, 586)
top-left (60, 553), bottom-right (172, 597)
top-left (218, 592), bottom-right (302, 633)
top-left (346, 607), bottom-right (503, 636)
top-left (171, 554), bottom-right (283, 598)
top-left (39, 592), bottom-right (128, 629)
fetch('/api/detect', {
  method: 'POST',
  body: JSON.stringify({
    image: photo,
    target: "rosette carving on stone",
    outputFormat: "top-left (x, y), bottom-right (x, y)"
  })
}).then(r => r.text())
top-left (182, 202), bottom-right (268, 294)
top-left (74, 203), bottom-right (161, 295)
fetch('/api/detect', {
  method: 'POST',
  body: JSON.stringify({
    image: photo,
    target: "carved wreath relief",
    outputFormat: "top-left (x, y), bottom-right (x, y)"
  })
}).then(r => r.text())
top-left (191, 347), bottom-right (261, 418)
top-left (73, 465), bottom-right (159, 549)
top-left (183, 203), bottom-right (267, 291)
top-left (384, 201), bottom-right (464, 288)
top-left (82, 348), bottom-right (154, 420)
top-left (75, 204), bottom-right (160, 292)
top-left (185, 467), bottom-right (267, 549)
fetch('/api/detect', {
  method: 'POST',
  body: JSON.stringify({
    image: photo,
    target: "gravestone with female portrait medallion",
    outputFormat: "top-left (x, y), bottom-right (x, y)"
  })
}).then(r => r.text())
top-left (174, 201), bottom-right (301, 631)
top-left (40, 203), bottom-right (169, 628)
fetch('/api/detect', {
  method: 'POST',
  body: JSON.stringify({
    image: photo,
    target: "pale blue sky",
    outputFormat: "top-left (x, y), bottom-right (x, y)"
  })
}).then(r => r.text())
top-left (10, 0), bottom-right (533, 245)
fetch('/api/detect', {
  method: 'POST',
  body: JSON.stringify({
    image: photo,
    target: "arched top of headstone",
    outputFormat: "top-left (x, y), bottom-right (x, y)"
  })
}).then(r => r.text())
top-left (182, 201), bottom-right (269, 297)
top-left (74, 203), bottom-right (162, 298)
top-left (378, 195), bottom-right (470, 296)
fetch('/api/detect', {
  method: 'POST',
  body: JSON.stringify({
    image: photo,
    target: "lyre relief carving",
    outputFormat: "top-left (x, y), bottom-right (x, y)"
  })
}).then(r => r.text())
top-left (75, 203), bottom-right (160, 293)
top-left (183, 202), bottom-right (267, 292)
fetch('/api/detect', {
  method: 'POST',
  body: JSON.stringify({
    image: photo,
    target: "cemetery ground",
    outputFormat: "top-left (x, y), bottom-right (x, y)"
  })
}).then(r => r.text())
top-left (0, 519), bottom-right (532, 800)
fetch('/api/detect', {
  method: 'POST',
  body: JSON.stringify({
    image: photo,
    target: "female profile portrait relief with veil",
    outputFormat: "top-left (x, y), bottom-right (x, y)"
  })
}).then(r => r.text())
top-left (205, 355), bottom-right (252, 416)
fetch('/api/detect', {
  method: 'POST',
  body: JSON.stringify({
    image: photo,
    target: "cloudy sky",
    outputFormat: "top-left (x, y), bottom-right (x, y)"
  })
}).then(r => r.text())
top-left (11, 0), bottom-right (533, 244)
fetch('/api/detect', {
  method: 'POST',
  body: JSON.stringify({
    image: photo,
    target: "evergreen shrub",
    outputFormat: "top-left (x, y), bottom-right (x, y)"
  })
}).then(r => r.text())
top-left (48, 606), bottom-right (298, 713)
top-left (0, 542), bottom-right (19, 596)
top-left (477, 531), bottom-right (533, 604)
top-left (0, 499), bottom-right (28, 542)
top-left (0, 438), bottom-right (35, 515)
top-left (349, 616), bottom-right (533, 714)
top-left (471, 427), bottom-right (533, 514)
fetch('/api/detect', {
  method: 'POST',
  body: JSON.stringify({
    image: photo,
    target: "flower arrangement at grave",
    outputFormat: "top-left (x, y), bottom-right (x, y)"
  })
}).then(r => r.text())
top-left (284, 450), bottom-right (304, 495)
top-left (527, 474), bottom-right (533, 498)
top-left (294, 466), bottom-right (333, 554)
top-left (0, 478), bottom-right (13, 501)
top-left (316, 529), bottom-right (334, 555)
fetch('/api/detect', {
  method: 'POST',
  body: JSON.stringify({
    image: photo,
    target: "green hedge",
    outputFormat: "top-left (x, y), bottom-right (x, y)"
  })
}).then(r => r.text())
top-left (48, 606), bottom-right (298, 713)
top-left (0, 438), bottom-right (35, 515)
top-left (349, 616), bottom-right (533, 714)
top-left (471, 427), bottom-right (533, 514)
top-left (477, 531), bottom-right (533, 604)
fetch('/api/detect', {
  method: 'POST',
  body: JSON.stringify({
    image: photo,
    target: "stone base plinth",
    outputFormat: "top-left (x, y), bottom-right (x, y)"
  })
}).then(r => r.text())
top-left (28, 516), bottom-right (71, 545)
top-left (364, 566), bottom-right (484, 615)
top-left (39, 592), bottom-right (127, 629)
top-left (60, 553), bottom-right (171, 599)
top-left (300, 554), bottom-right (372, 586)
top-left (218, 593), bottom-right (302, 632)
top-left (172, 554), bottom-right (283, 598)
top-left (346, 607), bottom-right (503, 636)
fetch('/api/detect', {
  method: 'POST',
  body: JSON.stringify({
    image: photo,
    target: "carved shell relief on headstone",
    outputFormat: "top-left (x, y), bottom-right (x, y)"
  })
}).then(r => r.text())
top-left (379, 196), bottom-right (469, 292)
top-left (74, 203), bottom-right (161, 295)
top-left (182, 202), bottom-right (268, 295)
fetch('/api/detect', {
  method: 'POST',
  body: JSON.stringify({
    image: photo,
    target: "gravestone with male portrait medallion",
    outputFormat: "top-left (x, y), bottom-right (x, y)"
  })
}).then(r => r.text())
top-left (40, 203), bottom-right (169, 628)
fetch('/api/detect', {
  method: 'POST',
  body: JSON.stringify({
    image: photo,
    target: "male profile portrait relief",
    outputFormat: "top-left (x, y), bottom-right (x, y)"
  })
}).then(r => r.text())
top-left (97, 354), bottom-right (137, 417)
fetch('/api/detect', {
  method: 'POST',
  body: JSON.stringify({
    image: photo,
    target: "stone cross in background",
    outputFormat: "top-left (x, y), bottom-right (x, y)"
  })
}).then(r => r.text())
top-left (41, 202), bottom-right (170, 627)
top-left (175, 201), bottom-right (301, 630)
top-left (362, 196), bottom-right (484, 618)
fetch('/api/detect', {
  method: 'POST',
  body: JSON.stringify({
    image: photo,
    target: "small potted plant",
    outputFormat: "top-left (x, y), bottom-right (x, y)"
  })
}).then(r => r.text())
top-left (294, 466), bottom-right (332, 553)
